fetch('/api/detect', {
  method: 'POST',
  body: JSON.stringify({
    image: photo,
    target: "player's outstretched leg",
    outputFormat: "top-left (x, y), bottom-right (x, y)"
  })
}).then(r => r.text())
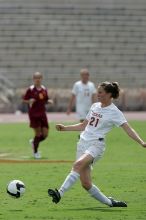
top-left (48, 170), bottom-right (80, 204)
top-left (86, 184), bottom-right (127, 207)
top-left (48, 189), bottom-right (61, 204)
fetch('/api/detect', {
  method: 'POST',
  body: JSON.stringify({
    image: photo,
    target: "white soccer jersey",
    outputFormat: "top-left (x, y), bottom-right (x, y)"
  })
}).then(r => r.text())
top-left (72, 80), bottom-right (96, 119)
top-left (80, 102), bottom-right (127, 141)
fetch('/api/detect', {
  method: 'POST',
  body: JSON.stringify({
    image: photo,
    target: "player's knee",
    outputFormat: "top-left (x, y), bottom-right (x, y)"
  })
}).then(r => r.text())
top-left (73, 160), bottom-right (83, 172)
top-left (43, 133), bottom-right (48, 139)
top-left (42, 130), bottom-right (48, 139)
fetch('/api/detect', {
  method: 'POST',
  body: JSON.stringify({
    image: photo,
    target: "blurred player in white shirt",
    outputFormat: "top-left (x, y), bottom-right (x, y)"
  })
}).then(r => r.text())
top-left (48, 81), bottom-right (146, 207)
top-left (67, 68), bottom-right (97, 122)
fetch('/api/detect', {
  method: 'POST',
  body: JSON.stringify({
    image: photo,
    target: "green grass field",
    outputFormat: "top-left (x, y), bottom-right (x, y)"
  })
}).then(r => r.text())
top-left (0, 121), bottom-right (146, 220)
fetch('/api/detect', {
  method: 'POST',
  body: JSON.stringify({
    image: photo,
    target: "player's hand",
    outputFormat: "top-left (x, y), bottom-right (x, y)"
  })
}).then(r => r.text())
top-left (56, 124), bottom-right (66, 131)
top-left (48, 99), bottom-right (54, 105)
top-left (29, 98), bottom-right (35, 107)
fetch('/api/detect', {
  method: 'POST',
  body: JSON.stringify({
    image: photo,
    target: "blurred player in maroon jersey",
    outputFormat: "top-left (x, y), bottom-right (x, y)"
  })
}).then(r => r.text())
top-left (23, 72), bottom-right (53, 159)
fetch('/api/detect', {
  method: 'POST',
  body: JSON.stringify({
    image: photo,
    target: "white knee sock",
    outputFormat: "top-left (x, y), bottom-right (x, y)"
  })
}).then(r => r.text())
top-left (87, 184), bottom-right (112, 206)
top-left (59, 171), bottom-right (80, 197)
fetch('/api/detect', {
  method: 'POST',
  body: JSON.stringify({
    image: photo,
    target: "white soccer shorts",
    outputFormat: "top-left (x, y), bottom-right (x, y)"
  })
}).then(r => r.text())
top-left (76, 138), bottom-right (105, 164)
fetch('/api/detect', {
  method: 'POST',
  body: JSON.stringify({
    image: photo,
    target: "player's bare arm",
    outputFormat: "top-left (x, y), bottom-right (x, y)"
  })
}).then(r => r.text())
top-left (23, 98), bottom-right (36, 107)
top-left (66, 94), bottom-right (76, 115)
top-left (48, 99), bottom-right (54, 104)
top-left (56, 119), bottom-right (88, 131)
top-left (121, 122), bottom-right (146, 147)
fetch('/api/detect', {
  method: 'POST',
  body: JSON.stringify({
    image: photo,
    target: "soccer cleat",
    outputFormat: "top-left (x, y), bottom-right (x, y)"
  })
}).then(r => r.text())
top-left (34, 152), bottom-right (41, 159)
top-left (29, 139), bottom-right (41, 159)
top-left (48, 188), bottom-right (61, 204)
top-left (108, 197), bottom-right (127, 207)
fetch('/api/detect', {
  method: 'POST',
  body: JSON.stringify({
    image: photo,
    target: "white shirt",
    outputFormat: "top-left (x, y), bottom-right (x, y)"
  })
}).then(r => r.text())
top-left (72, 80), bottom-right (96, 119)
top-left (80, 102), bottom-right (127, 141)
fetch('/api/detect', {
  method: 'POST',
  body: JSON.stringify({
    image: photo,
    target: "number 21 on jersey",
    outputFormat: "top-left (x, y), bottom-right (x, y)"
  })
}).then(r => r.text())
top-left (89, 117), bottom-right (99, 127)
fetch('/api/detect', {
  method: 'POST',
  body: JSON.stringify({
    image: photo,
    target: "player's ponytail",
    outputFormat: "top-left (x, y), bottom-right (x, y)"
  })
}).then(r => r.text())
top-left (111, 82), bottom-right (120, 99)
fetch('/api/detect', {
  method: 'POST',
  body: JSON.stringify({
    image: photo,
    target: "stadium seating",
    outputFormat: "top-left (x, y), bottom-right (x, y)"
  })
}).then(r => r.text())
top-left (0, 0), bottom-right (146, 88)
top-left (0, 0), bottom-right (146, 111)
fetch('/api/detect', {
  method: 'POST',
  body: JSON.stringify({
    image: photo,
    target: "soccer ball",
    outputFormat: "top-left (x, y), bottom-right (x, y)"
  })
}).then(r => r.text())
top-left (7, 180), bottom-right (25, 198)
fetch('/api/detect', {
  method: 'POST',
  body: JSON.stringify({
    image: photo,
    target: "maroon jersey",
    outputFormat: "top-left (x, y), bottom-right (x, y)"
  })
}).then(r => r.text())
top-left (23, 85), bottom-right (49, 117)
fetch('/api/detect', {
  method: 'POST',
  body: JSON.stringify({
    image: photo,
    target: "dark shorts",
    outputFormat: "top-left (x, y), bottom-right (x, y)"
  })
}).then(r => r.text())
top-left (29, 114), bottom-right (49, 129)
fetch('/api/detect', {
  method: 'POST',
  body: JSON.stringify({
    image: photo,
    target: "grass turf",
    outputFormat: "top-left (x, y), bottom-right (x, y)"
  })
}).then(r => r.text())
top-left (0, 121), bottom-right (146, 220)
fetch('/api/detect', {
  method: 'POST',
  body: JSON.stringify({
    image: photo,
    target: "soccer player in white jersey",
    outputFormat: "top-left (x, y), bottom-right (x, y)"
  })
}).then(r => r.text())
top-left (66, 68), bottom-right (97, 122)
top-left (48, 81), bottom-right (146, 207)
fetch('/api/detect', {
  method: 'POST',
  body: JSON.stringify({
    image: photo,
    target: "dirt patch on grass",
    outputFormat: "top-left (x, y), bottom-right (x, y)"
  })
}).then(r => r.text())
top-left (0, 159), bottom-right (73, 163)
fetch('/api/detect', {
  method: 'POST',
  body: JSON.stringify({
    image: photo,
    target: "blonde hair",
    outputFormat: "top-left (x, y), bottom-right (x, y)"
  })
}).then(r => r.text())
top-left (80, 68), bottom-right (89, 75)
top-left (33, 72), bottom-right (43, 78)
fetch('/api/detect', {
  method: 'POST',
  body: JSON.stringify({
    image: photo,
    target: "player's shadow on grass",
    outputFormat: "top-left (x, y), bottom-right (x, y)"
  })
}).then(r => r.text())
top-left (66, 207), bottom-right (127, 212)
